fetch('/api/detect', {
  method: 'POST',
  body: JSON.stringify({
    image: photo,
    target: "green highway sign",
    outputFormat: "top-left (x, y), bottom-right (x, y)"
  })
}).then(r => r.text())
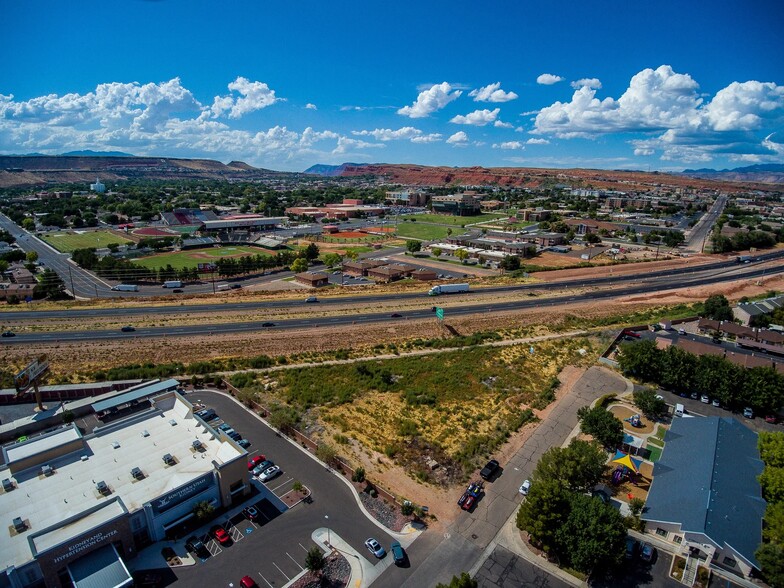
top-left (435, 307), bottom-right (444, 320)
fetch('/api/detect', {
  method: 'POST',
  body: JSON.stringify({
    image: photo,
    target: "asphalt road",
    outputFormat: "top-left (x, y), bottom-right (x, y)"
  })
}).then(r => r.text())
top-left (684, 194), bottom-right (727, 252)
top-left (3, 261), bottom-right (783, 344)
top-left (169, 390), bottom-right (398, 588)
top-left (377, 366), bottom-right (628, 588)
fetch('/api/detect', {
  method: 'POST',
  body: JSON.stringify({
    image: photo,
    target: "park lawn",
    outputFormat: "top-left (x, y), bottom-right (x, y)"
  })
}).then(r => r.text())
top-left (645, 444), bottom-right (663, 462)
top-left (134, 245), bottom-right (273, 270)
top-left (395, 223), bottom-right (453, 241)
top-left (42, 230), bottom-right (132, 253)
top-left (399, 213), bottom-right (508, 225)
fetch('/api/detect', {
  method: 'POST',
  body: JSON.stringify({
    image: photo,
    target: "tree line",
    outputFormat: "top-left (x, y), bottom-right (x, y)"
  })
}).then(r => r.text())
top-left (618, 340), bottom-right (783, 414)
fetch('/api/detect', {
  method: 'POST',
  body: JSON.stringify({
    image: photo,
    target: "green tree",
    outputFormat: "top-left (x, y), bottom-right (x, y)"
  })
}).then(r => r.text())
top-left (406, 240), bottom-right (422, 253)
top-left (585, 233), bottom-right (602, 244)
top-left (577, 406), bottom-right (624, 448)
top-left (431, 247), bottom-right (443, 257)
top-left (192, 500), bottom-right (215, 522)
top-left (632, 388), bottom-right (667, 420)
top-left (22, 218), bottom-right (35, 231)
top-left (756, 543), bottom-right (784, 588)
top-left (25, 250), bottom-right (39, 263)
top-left (555, 494), bottom-right (627, 573)
top-left (703, 294), bottom-right (733, 321)
top-left (435, 572), bottom-right (477, 588)
top-left (454, 248), bottom-right (469, 263)
top-left (38, 269), bottom-right (69, 300)
top-left (759, 467), bottom-right (784, 504)
top-left (500, 256), bottom-right (521, 271)
top-left (304, 547), bottom-right (325, 575)
top-left (618, 340), bottom-right (662, 382)
top-left (533, 439), bottom-right (607, 492)
top-left (516, 479), bottom-right (571, 551)
top-left (322, 252), bottom-right (342, 267)
top-left (315, 443), bottom-right (338, 467)
top-left (267, 404), bottom-right (300, 433)
top-left (763, 501), bottom-right (784, 545)
top-left (291, 258), bottom-right (309, 273)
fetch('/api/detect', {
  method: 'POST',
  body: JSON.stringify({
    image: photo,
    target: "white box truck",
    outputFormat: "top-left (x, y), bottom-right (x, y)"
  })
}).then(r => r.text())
top-left (428, 283), bottom-right (469, 296)
top-left (162, 280), bottom-right (182, 288)
top-left (111, 284), bottom-right (139, 292)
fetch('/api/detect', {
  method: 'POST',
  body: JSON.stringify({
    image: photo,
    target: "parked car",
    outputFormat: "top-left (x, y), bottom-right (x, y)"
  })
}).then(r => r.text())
top-left (365, 538), bottom-right (386, 558)
top-left (185, 536), bottom-right (209, 558)
top-left (228, 431), bottom-right (242, 441)
top-left (743, 407), bottom-right (754, 419)
top-left (519, 479), bottom-right (531, 496)
top-left (242, 506), bottom-right (260, 521)
top-left (625, 537), bottom-right (637, 559)
top-left (211, 525), bottom-right (231, 545)
top-left (690, 392), bottom-right (698, 400)
top-left (252, 461), bottom-right (275, 477)
top-left (765, 414), bottom-right (777, 424)
top-left (712, 399), bottom-right (721, 408)
top-left (248, 456), bottom-right (264, 471)
top-left (219, 423), bottom-right (233, 432)
top-left (678, 328), bottom-right (686, 335)
top-left (480, 459), bottom-right (500, 480)
top-left (390, 541), bottom-right (406, 565)
top-left (622, 329), bottom-right (641, 339)
top-left (240, 577), bottom-right (257, 588)
top-left (700, 395), bottom-right (710, 404)
top-left (640, 542), bottom-right (656, 562)
top-left (238, 439), bottom-right (251, 449)
top-left (258, 465), bottom-right (281, 482)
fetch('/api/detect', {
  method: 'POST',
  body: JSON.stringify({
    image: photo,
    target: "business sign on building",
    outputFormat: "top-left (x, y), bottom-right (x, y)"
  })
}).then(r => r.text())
top-left (52, 530), bottom-right (119, 564)
top-left (14, 355), bottom-right (50, 394)
top-left (150, 475), bottom-right (212, 515)
top-left (197, 263), bottom-right (216, 273)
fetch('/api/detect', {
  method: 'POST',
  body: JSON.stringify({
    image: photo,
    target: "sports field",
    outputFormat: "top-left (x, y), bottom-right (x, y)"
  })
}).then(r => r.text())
top-left (134, 245), bottom-right (275, 270)
top-left (399, 213), bottom-right (508, 225)
top-left (42, 230), bottom-right (133, 253)
top-left (395, 223), bottom-right (452, 241)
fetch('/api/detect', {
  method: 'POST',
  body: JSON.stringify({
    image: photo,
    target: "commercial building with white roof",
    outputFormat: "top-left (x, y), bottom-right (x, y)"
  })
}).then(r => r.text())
top-left (0, 391), bottom-right (248, 588)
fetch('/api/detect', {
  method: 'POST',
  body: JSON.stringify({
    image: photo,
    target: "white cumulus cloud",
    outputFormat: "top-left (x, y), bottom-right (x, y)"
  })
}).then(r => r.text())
top-left (571, 78), bottom-right (602, 90)
top-left (210, 77), bottom-right (281, 119)
top-left (469, 82), bottom-right (518, 103)
top-left (332, 137), bottom-right (385, 154)
top-left (492, 141), bottom-right (524, 150)
top-left (305, 103), bottom-right (317, 110)
top-left (526, 138), bottom-right (549, 145)
top-left (494, 120), bottom-right (513, 129)
top-left (397, 82), bottom-right (462, 118)
top-left (537, 74), bottom-right (564, 85)
top-left (446, 131), bottom-right (469, 145)
top-left (450, 108), bottom-right (500, 126)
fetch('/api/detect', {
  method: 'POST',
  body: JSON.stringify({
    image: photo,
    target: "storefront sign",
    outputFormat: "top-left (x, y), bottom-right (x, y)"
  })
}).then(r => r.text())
top-left (52, 529), bottom-right (118, 563)
top-left (151, 475), bottom-right (212, 514)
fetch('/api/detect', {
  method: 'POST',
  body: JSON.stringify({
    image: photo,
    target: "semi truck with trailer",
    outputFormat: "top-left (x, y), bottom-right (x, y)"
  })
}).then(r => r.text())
top-left (428, 283), bottom-right (469, 296)
top-left (162, 280), bottom-right (182, 288)
top-left (111, 284), bottom-right (139, 292)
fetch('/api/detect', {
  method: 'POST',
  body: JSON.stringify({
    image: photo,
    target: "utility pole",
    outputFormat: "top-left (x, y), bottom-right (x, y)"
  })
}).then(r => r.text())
top-left (67, 264), bottom-right (76, 298)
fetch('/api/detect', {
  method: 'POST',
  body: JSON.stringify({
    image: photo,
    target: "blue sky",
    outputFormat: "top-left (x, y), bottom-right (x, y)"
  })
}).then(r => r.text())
top-left (1, 0), bottom-right (783, 172)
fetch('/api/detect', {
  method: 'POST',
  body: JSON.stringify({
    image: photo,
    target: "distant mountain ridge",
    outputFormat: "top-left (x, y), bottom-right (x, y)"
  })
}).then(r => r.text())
top-left (0, 155), bottom-right (283, 188)
top-left (680, 163), bottom-right (784, 184)
top-left (61, 150), bottom-right (135, 157)
top-left (304, 163), bottom-right (367, 176)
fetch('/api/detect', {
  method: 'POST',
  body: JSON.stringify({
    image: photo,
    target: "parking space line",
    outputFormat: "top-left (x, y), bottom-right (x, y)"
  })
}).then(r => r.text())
top-left (286, 552), bottom-right (304, 571)
top-left (230, 526), bottom-right (244, 542)
top-left (299, 542), bottom-right (310, 553)
top-left (270, 477), bottom-right (293, 493)
top-left (272, 562), bottom-right (291, 581)
top-left (257, 572), bottom-right (274, 588)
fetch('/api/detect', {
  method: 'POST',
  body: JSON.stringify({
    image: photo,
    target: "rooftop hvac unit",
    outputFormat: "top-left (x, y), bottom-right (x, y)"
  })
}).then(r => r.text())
top-left (192, 440), bottom-right (203, 450)
top-left (131, 467), bottom-right (143, 479)
top-left (142, 430), bottom-right (150, 437)
top-left (96, 481), bottom-right (109, 495)
top-left (169, 419), bottom-right (177, 426)
top-left (112, 441), bottom-right (120, 449)
top-left (41, 465), bottom-right (53, 477)
top-left (13, 517), bottom-right (26, 533)
top-left (2, 478), bottom-right (14, 492)
top-left (163, 453), bottom-right (174, 465)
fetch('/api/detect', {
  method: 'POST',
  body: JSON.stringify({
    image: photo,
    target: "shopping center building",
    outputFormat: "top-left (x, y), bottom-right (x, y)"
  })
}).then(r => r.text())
top-left (0, 391), bottom-right (248, 588)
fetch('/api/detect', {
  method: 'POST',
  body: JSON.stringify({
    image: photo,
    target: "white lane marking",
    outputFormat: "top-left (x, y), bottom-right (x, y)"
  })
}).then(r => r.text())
top-left (257, 572), bottom-right (273, 588)
top-left (286, 552), bottom-right (304, 570)
top-left (272, 562), bottom-right (291, 580)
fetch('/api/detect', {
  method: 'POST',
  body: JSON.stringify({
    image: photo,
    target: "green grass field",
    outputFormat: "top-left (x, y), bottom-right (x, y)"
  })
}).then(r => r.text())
top-left (42, 230), bottom-right (132, 253)
top-left (134, 245), bottom-right (273, 270)
top-left (395, 223), bottom-right (453, 241)
top-left (399, 213), bottom-right (508, 226)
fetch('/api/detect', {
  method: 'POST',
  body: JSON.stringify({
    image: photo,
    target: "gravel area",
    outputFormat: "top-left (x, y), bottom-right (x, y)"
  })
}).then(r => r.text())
top-left (289, 552), bottom-right (350, 588)
top-left (358, 491), bottom-right (410, 532)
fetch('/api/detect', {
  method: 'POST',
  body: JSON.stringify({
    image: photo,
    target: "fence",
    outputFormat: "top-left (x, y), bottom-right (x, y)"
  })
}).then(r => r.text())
top-left (221, 380), bottom-right (400, 506)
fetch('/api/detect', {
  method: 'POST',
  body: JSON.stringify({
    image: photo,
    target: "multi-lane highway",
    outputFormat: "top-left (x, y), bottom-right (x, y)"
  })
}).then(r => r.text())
top-left (684, 193), bottom-right (727, 252)
top-left (3, 262), bottom-right (781, 344)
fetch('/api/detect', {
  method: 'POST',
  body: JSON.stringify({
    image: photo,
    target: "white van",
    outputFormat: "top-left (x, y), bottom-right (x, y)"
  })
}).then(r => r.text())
top-left (674, 404), bottom-right (684, 417)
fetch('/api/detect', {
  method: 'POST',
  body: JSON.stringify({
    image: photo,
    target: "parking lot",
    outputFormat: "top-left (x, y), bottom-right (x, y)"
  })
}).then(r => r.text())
top-left (168, 389), bottom-right (399, 587)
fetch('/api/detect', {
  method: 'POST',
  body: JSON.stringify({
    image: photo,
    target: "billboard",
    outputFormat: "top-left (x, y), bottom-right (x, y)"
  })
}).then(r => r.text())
top-left (197, 263), bottom-right (216, 273)
top-left (14, 355), bottom-right (50, 394)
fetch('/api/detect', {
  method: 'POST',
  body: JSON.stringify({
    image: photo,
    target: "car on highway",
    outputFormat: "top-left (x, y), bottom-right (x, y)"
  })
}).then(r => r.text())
top-left (211, 525), bottom-right (232, 545)
top-left (519, 479), bottom-right (531, 495)
top-left (120, 326), bottom-right (136, 332)
top-left (261, 322), bottom-right (275, 327)
top-left (240, 576), bottom-right (258, 588)
top-left (305, 296), bottom-right (319, 303)
top-left (230, 284), bottom-right (242, 289)
top-left (365, 538), bottom-right (386, 558)
top-left (172, 289), bottom-right (183, 293)
top-left (390, 313), bottom-right (402, 318)
top-left (242, 506), bottom-right (260, 521)
top-left (257, 465), bottom-right (281, 482)
top-left (480, 459), bottom-right (500, 481)
top-left (390, 541), bottom-right (406, 565)
top-left (1, 331), bottom-right (15, 337)
top-left (248, 456), bottom-right (265, 471)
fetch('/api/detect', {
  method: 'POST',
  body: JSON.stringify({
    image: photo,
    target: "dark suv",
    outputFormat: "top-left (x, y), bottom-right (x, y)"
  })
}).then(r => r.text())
top-left (480, 459), bottom-right (500, 480)
top-left (185, 536), bottom-right (209, 558)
